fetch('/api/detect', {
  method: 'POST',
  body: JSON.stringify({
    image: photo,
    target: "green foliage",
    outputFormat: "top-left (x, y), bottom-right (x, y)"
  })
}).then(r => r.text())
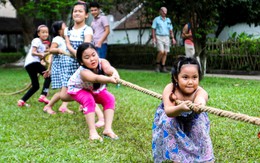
top-left (207, 33), bottom-right (260, 71)
top-left (0, 53), bottom-right (23, 65)
top-left (107, 44), bottom-right (184, 69)
top-left (0, 68), bottom-right (259, 162)
top-left (229, 32), bottom-right (256, 42)
top-left (0, 0), bottom-right (7, 5)
top-left (225, 32), bottom-right (260, 55)
top-left (19, 0), bottom-right (74, 21)
top-left (215, 0), bottom-right (260, 36)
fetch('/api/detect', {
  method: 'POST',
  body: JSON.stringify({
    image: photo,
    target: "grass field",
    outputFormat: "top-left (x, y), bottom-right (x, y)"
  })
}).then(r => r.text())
top-left (0, 68), bottom-right (259, 162)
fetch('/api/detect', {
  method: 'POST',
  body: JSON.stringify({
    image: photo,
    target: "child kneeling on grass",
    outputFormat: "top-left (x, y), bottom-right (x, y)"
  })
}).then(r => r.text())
top-left (67, 43), bottom-right (119, 141)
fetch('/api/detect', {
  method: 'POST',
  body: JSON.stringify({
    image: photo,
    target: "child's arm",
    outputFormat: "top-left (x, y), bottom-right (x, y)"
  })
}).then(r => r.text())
top-left (101, 59), bottom-right (120, 79)
top-left (49, 42), bottom-right (67, 55)
top-left (192, 87), bottom-right (208, 113)
top-left (84, 26), bottom-right (93, 43)
top-left (84, 34), bottom-right (92, 43)
top-left (80, 69), bottom-right (117, 84)
top-left (64, 35), bottom-right (76, 57)
top-left (163, 83), bottom-right (191, 117)
top-left (31, 46), bottom-right (47, 59)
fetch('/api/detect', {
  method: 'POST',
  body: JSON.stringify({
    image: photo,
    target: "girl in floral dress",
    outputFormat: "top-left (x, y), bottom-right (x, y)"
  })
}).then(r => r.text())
top-left (152, 57), bottom-right (214, 163)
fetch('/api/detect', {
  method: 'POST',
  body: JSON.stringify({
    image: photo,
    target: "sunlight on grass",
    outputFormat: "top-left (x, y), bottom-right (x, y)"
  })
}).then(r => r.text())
top-left (0, 68), bottom-right (259, 162)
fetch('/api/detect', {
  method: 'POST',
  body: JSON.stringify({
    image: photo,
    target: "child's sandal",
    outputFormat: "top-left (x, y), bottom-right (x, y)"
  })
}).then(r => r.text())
top-left (103, 132), bottom-right (119, 140)
top-left (38, 95), bottom-right (50, 104)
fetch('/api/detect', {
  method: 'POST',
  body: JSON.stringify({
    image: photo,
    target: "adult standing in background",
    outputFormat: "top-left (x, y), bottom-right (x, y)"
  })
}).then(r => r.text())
top-left (182, 13), bottom-right (201, 65)
top-left (182, 16), bottom-right (195, 58)
top-left (152, 7), bottom-right (176, 73)
top-left (89, 1), bottom-right (110, 59)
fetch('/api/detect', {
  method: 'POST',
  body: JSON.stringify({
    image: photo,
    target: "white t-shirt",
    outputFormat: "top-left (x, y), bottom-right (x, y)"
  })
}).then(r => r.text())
top-left (52, 36), bottom-right (66, 54)
top-left (64, 25), bottom-right (93, 49)
top-left (24, 38), bottom-right (45, 67)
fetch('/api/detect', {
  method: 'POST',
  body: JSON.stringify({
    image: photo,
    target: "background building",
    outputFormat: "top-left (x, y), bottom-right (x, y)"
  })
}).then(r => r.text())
top-left (0, 1), bottom-right (23, 52)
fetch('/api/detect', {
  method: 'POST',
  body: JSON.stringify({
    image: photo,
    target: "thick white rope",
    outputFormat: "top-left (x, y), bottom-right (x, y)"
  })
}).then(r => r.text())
top-left (117, 78), bottom-right (260, 126)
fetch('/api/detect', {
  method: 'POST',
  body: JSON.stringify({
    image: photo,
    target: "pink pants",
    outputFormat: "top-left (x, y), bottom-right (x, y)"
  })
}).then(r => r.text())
top-left (69, 88), bottom-right (115, 114)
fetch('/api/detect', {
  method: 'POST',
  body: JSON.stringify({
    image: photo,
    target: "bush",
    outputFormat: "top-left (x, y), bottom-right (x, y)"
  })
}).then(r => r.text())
top-left (107, 44), bottom-right (184, 69)
top-left (206, 34), bottom-right (260, 72)
top-left (0, 52), bottom-right (23, 65)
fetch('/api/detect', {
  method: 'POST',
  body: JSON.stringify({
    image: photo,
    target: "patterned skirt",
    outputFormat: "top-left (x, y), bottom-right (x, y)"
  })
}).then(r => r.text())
top-left (60, 55), bottom-right (79, 87)
top-left (51, 55), bottom-right (62, 89)
top-left (152, 103), bottom-right (214, 163)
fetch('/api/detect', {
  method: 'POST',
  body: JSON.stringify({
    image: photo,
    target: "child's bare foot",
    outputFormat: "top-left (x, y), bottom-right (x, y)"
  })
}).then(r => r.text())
top-left (95, 118), bottom-right (105, 128)
top-left (79, 105), bottom-right (83, 112)
top-left (59, 107), bottom-right (74, 114)
top-left (103, 130), bottom-right (119, 140)
top-left (89, 133), bottom-right (103, 142)
top-left (43, 106), bottom-right (56, 115)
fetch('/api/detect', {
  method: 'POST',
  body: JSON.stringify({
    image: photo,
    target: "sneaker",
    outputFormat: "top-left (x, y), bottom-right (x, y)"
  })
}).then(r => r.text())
top-left (38, 95), bottom-right (50, 104)
top-left (161, 66), bottom-right (169, 73)
top-left (155, 64), bottom-right (160, 72)
top-left (17, 100), bottom-right (30, 107)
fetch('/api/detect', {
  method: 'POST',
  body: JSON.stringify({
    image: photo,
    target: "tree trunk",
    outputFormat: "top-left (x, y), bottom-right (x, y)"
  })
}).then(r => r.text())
top-left (194, 36), bottom-right (207, 75)
top-left (9, 0), bottom-right (35, 50)
top-left (18, 15), bottom-right (34, 46)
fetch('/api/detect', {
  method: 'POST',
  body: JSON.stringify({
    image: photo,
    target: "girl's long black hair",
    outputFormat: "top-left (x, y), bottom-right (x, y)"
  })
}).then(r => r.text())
top-left (51, 21), bottom-right (64, 37)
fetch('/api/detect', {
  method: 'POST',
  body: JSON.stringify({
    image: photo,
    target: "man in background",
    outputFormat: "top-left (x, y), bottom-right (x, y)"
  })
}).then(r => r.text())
top-left (152, 7), bottom-right (176, 73)
top-left (89, 2), bottom-right (110, 59)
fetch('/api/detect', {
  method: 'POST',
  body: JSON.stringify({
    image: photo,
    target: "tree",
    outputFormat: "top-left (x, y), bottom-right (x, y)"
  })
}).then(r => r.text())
top-left (216, 0), bottom-right (260, 37)
top-left (0, 0), bottom-right (74, 46)
top-left (1, 0), bottom-right (259, 71)
top-left (0, 0), bottom-right (35, 46)
top-left (141, 0), bottom-right (260, 73)
top-left (105, 0), bottom-right (218, 72)
top-left (143, 0), bottom-right (221, 73)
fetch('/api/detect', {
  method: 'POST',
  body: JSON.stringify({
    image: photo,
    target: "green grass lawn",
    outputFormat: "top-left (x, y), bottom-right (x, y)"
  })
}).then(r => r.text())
top-left (0, 68), bottom-right (259, 162)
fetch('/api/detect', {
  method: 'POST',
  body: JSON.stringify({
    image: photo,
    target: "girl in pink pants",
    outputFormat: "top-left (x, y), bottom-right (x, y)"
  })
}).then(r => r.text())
top-left (67, 43), bottom-right (119, 141)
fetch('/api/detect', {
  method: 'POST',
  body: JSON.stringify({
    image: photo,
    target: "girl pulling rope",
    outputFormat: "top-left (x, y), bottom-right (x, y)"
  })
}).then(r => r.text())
top-left (17, 24), bottom-right (51, 107)
top-left (152, 57), bottom-right (214, 162)
top-left (115, 57), bottom-right (260, 161)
